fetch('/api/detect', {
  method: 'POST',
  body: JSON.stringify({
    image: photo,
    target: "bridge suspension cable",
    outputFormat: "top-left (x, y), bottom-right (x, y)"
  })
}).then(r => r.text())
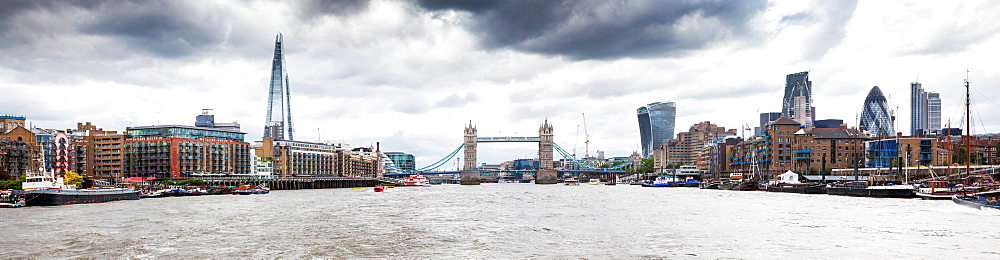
top-left (553, 143), bottom-right (634, 171)
top-left (383, 144), bottom-right (465, 174)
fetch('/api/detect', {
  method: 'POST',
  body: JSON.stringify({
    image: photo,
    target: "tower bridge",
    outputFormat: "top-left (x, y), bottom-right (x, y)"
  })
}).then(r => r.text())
top-left (382, 120), bottom-right (635, 184)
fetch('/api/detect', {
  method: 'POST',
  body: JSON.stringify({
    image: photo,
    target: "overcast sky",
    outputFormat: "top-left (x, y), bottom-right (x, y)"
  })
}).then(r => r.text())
top-left (2, 0), bottom-right (999, 168)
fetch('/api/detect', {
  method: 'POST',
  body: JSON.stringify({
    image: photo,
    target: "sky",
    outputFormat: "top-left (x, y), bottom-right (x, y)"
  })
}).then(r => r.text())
top-left (2, 0), bottom-right (1000, 169)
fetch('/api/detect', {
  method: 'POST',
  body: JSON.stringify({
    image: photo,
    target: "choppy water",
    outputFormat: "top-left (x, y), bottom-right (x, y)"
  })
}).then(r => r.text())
top-left (3, 184), bottom-right (1000, 259)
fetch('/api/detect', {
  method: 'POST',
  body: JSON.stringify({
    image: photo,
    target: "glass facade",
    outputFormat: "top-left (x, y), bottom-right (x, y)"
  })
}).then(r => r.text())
top-left (783, 71), bottom-right (814, 127)
top-left (127, 125), bottom-right (245, 142)
top-left (866, 139), bottom-right (897, 168)
top-left (637, 102), bottom-right (676, 158)
top-left (264, 32), bottom-right (294, 140)
top-left (860, 86), bottom-right (894, 138)
top-left (927, 92), bottom-right (941, 134)
top-left (385, 152), bottom-right (416, 171)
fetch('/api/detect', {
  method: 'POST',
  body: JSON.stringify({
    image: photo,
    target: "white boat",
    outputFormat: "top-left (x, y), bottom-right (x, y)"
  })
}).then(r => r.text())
top-left (397, 175), bottom-right (431, 187)
top-left (565, 178), bottom-right (580, 186)
top-left (589, 179), bottom-right (601, 185)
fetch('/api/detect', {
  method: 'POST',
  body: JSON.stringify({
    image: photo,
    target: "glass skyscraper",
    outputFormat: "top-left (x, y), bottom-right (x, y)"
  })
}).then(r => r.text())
top-left (782, 71), bottom-right (814, 127)
top-left (637, 102), bottom-right (676, 158)
top-left (927, 92), bottom-right (941, 134)
top-left (861, 86), bottom-right (894, 138)
top-left (264, 32), bottom-right (294, 140)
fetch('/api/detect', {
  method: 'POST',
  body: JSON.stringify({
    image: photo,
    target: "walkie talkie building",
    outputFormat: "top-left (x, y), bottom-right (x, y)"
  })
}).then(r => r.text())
top-left (264, 32), bottom-right (294, 140)
top-left (637, 102), bottom-right (676, 158)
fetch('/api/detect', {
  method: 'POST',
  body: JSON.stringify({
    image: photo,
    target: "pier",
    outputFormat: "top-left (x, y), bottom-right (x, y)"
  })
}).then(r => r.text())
top-left (196, 176), bottom-right (392, 190)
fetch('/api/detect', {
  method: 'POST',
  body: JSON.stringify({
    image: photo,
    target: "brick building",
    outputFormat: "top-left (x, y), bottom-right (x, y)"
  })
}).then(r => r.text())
top-left (0, 115), bottom-right (41, 178)
top-left (124, 125), bottom-right (251, 179)
top-left (68, 122), bottom-right (125, 178)
top-left (255, 138), bottom-right (380, 178)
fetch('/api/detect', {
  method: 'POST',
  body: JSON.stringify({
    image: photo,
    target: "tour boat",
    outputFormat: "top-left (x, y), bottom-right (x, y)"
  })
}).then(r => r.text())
top-left (641, 176), bottom-right (700, 187)
top-left (564, 178), bottom-right (580, 186)
top-left (232, 184), bottom-right (270, 195)
top-left (589, 179), bottom-right (601, 185)
top-left (20, 171), bottom-right (140, 206)
top-left (397, 175), bottom-right (431, 187)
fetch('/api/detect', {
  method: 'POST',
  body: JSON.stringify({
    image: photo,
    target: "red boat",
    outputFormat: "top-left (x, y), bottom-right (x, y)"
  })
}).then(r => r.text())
top-left (373, 185), bottom-right (386, 192)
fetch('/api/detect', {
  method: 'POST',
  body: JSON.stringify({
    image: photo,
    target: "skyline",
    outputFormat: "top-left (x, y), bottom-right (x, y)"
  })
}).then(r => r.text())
top-left (2, 1), bottom-right (1000, 165)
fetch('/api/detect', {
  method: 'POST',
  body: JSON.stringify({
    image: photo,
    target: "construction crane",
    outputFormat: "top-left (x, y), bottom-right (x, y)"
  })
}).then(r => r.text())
top-left (582, 113), bottom-right (590, 158)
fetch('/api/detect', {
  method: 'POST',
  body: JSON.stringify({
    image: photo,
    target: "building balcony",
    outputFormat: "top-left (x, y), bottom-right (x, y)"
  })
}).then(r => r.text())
top-left (794, 157), bottom-right (811, 160)
top-left (793, 150), bottom-right (812, 154)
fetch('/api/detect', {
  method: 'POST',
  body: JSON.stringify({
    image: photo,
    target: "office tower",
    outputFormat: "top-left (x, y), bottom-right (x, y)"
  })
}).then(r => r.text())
top-left (264, 32), bottom-right (294, 140)
top-left (910, 82), bottom-right (928, 135)
top-left (927, 93), bottom-right (941, 134)
top-left (860, 86), bottom-right (894, 138)
top-left (637, 102), bottom-right (676, 158)
top-left (910, 82), bottom-right (941, 135)
top-left (759, 112), bottom-right (781, 136)
top-left (782, 71), bottom-right (814, 127)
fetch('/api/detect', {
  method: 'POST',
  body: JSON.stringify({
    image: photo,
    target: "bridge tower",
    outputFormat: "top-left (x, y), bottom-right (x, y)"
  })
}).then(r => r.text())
top-left (460, 121), bottom-right (480, 185)
top-left (536, 120), bottom-right (557, 184)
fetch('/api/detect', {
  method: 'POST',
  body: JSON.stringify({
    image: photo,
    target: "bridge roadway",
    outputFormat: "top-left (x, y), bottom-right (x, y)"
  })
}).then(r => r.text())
top-left (198, 176), bottom-right (392, 190)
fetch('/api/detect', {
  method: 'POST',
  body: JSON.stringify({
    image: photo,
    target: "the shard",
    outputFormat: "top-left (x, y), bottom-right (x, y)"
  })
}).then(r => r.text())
top-left (264, 32), bottom-right (294, 140)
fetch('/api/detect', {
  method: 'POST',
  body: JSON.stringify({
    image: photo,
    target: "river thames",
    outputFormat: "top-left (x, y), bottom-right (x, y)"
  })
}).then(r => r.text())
top-left (3, 184), bottom-right (999, 259)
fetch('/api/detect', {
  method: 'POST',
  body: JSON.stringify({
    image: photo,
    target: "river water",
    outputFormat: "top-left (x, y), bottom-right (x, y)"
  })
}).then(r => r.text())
top-left (3, 184), bottom-right (999, 259)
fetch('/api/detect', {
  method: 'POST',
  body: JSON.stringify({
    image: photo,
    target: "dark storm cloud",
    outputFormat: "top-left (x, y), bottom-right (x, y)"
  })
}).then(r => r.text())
top-left (79, 1), bottom-right (230, 57)
top-left (416, 0), bottom-right (767, 60)
top-left (0, 0), bottom-right (234, 59)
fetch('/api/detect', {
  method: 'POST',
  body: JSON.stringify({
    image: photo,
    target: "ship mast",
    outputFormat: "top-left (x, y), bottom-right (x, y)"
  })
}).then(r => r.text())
top-left (964, 71), bottom-right (971, 178)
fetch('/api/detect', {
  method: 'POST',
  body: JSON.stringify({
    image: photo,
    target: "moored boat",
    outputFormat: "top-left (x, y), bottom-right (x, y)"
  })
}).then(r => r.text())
top-left (232, 184), bottom-right (270, 195)
top-left (767, 171), bottom-right (827, 194)
top-left (914, 181), bottom-right (990, 200)
top-left (826, 181), bottom-right (915, 198)
top-left (641, 176), bottom-right (700, 187)
top-left (20, 170), bottom-right (139, 206)
top-left (719, 180), bottom-right (760, 191)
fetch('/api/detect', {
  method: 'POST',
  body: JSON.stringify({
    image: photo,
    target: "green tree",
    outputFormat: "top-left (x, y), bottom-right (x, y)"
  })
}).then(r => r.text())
top-left (0, 174), bottom-right (27, 189)
top-left (177, 178), bottom-right (205, 186)
top-left (952, 147), bottom-right (969, 165)
top-left (637, 158), bottom-right (654, 173)
top-left (64, 172), bottom-right (84, 187)
top-left (80, 176), bottom-right (94, 188)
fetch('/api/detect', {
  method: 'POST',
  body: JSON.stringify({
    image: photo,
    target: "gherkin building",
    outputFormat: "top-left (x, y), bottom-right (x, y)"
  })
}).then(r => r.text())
top-left (860, 86), bottom-right (894, 138)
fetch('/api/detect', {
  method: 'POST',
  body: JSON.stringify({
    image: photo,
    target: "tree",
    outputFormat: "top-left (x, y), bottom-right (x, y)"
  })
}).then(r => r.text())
top-left (80, 176), bottom-right (94, 188)
top-left (181, 178), bottom-right (205, 186)
top-left (952, 147), bottom-right (968, 165)
top-left (637, 158), bottom-right (654, 173)
top-left (0, 173), bottom-right (26, 190)
top-left (64, 172), bottom-right (84, 187)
